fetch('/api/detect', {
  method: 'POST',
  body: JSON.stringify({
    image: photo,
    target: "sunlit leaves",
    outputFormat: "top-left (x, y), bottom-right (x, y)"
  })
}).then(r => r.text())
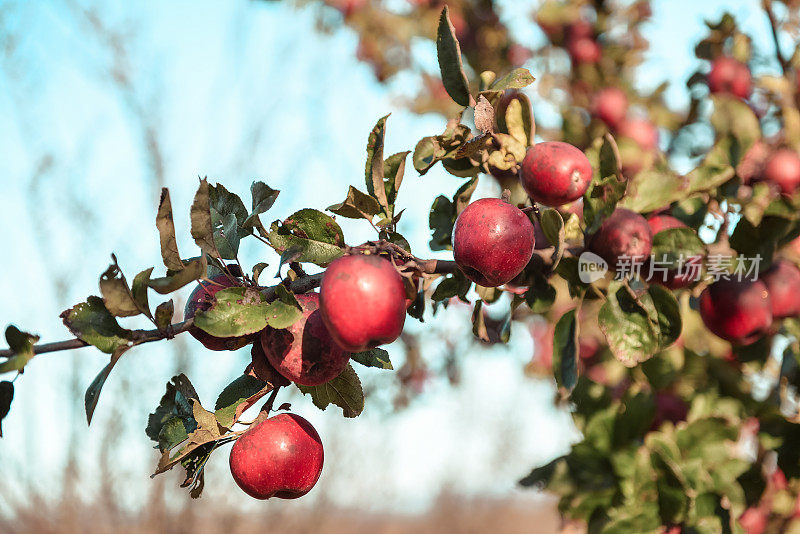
top-left (490, 68), bottom-right (535, 91)
top-left (193, 286), bottom-right (301, 338)
top-left (60, 297), bottom-right (131, 354)
top-left (268, 209), bottom-right (345, 267)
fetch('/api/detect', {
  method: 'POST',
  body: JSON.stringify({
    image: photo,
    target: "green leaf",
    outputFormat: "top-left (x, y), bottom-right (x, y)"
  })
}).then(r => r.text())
top-left (428, 177), bottom-right (478, 251)
top-left (613, 391), bottom-right (656, 448)
top-left (584, 137), bottom-right (627, 235)
top-left (152, 399), bottom-right (225, 481)
top-left (156, 188), bottom-right (184, 271)
top-left (246, 265), bottom-right (266, 287)
top-left (436, 6), bottom-right (472, 107)
top-left (523, 272), bottom-right (557, 313)
top-left (243, 181), bottom-right (280, 234)
top-left (453, 176), bottom-right (479, 215)
top-left (623, 138), bottom-right (736, 213)
top-left (0, 326), bottom-right (40, 374)
top-left (519, 456), bottom-right (567, 489)
top-left (650, 228), bottom-right (705, 268)
top-left (209, 183), bottom-right (248, 228)
top-left (730, 215), bottom-right (795, 267)
top-left (432, 269), bottom-right (471, 301)
top-left (429, 195), bottom-right (455, 251)
top-left (148, 256), bottom-right (207, 295)
top-left (365, 115), bottom-right (390, 211)
top-left (539, 209), bottom-right (565, 250)
top-left (598, 283), bottom-right (659, 366)
top-left (351, 348), bottom-right (393, 370)
top-left (383, 151), bottom-right (410, 208)
top-left (710, 95), bottom-right (760, 158)
top-left (190, 178), bottom-right (219, 259)
top-left (154, 299), bottom-right (174, 331)
top-left (268, 209), bottom-right (346, 267)
top-left (296, 364), bottom-right (364, 418)
top-left (266, 286), bottom-right (304, 329)
top-left (194, 287), bottom-right (277, 338)
top-left (210, 209), bottom-right (240, 260)
top-left (328, 185), bottom-right (382, 220)
top-left (248, 180), bottom-right (280, 217)
top-left (60, 296), bottom-right (131, 354)
top-left (648, 285), bottom-right (682, 348)
top-left (490, 68), bottom-right (535, 91)
top-left (553, 309), bottom-right (579, 392)
top-left (85, 342), bottom-right (139, 424)
top-left (146, 373), bottom-right (199, 450)
top-left (685, 137), bottom-right (737, 193)
top-left (214, 374), bottom-right (272, 430)
top-left (0, 380), bottom-right (13, 437)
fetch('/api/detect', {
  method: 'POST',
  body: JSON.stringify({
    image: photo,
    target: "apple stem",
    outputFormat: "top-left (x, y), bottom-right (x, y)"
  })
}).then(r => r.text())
top-left (501, 189), bottom-right (511, 203)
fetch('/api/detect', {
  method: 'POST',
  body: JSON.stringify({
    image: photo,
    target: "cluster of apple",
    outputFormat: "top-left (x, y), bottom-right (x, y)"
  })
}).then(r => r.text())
top-left (182, 254), bottom-right (408, 499)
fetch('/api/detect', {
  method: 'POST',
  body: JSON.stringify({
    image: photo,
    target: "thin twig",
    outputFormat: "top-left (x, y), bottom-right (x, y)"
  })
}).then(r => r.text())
top-left (763, 0), bottom-right (789, 75)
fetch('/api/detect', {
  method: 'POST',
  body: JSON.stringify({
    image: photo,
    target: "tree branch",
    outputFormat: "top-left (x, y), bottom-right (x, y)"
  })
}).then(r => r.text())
top-left (763, 0), bottom-right (789, 75)
top-left (0, 256), bottom-right (464, 361)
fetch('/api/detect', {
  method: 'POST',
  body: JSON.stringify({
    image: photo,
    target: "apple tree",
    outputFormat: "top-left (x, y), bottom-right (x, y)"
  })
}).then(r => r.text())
top-left (4, 1), bottom-right (800, 532)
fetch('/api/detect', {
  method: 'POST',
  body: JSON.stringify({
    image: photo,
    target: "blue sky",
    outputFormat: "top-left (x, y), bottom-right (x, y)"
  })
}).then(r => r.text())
top-left (0, 0), bottom-right (779, 516)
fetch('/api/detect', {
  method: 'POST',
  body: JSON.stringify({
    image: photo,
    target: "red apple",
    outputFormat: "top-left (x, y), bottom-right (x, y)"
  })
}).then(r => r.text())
top-left (452, 197), bottom-right (535, 287)
top-left (229, 413), bottom-right (323, 500)
top-left (567, 37), bottom-right (601, 64)
top-left (699, 279), bottom-right (772, 345)
top-left (184, 275), bottom-right (252, 351)
top-left (738, 507), bottom-right (767, 534)
top-left (646, 215), bottom-right (702, 289)
top-left (587, 209), bottom-right (653, 270)
top-left (260, 292), bottom-right (349, 386)
top-left (617, 118), bottom-right (659, 152)
top-left (708, 56), bottom-right (751, 99)
top-left (319, 254), bottom-right (406, 352)
top-left (592, 87), bottom-right (628, 130)
top-left (763, 148), bottom-right (800, 195)
top-left (761, 259), bottom-right (800, 319)
top-left (519, 141), bottom-right (593, 207)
